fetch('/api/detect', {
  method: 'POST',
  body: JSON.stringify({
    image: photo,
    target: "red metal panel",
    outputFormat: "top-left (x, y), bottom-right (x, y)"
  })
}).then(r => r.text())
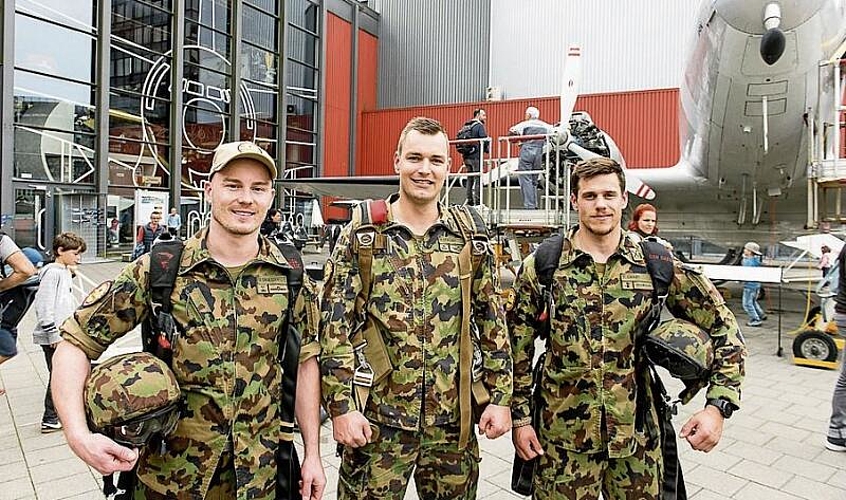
top-left (324, 13), bottom-right (352, 179)
top-left (357, 31), bottom-right (379, 112)
top-left (358, 89), bottom-right (680, 176)
top-left (355, 30), bottom-right (379, 170)
top-left (323, 14), bottom-right (353, 220)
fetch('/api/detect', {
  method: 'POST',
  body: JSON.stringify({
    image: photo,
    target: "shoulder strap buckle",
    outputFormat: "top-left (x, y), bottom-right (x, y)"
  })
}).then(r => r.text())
top-left (355, 230), bottom-right (376, 247)
top-left (353, 344), bottom-right (374, 388)
top-left (471, 236), bottom-right (489, 256)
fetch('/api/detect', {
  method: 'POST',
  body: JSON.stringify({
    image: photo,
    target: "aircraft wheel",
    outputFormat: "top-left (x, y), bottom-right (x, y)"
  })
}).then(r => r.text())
top-left (793, 329), bottom-right (838, 362)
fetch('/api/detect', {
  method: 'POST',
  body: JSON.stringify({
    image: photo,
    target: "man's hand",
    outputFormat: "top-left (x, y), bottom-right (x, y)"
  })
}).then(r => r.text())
top-left (67, 431), bottom-right (139, 475)
top-left (512, 425), bottom-right (544, 461)
top-left (331, 411), bottom-right (372, 448)
top-left (299, 453), bottom-right (326, 500)
top-left (478, 404), bottom-right (511, 439)
top-left (679, 406), bottom-right (724, 452)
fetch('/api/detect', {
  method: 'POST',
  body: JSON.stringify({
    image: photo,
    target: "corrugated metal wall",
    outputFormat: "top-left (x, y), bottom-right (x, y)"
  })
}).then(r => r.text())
top-left (358, 89), bottom-right (679, 176)
top-left (488, 0), bottom-right (702, 98)
top-left (377, 0), bottom-right (490, 107)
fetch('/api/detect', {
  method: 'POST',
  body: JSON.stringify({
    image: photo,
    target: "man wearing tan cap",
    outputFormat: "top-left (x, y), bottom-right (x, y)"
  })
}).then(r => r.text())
top-left (52, 141), bottom-right (326, 499)
top-left (741, 241), bottom-right (766, 327)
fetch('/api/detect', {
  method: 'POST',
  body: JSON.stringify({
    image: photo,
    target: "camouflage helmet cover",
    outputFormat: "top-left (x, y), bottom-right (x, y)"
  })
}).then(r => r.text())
top-left (644, 318), bottom-right (714, 402)
top-left (84, 352), bottom-right (181, 430)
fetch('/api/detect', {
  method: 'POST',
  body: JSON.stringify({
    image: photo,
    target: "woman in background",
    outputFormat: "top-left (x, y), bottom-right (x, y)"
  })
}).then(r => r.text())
top-left (627, 203), bottom-right (673, 250)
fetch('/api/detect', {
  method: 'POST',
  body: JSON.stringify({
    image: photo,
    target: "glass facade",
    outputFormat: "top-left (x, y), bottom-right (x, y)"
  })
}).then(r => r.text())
top-left (4, 0), bottom-right (323, 257)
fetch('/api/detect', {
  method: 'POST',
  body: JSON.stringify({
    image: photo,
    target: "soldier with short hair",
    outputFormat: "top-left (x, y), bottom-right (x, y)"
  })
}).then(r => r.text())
top-left (320, 116), bottom-right (513, 499)
top-left (509, 157), bottom-right (746, 499)
top-left (52, 141), bottom-right (326, 499)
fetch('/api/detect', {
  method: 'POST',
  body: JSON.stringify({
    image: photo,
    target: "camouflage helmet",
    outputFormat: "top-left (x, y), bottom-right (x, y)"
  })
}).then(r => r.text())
top-left (644, 318), bottom-right (714, 403)
top-left (85, 352), bottom-right (180, 438)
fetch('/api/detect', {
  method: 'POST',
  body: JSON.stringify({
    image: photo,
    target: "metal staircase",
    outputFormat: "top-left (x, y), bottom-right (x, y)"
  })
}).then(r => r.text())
top-left (808, 57), bottom-right (846, 227)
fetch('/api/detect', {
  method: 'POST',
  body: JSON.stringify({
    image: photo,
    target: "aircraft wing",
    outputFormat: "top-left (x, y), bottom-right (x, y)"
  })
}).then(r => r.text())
top-left (780, 233), bottom-right (844, 259)
top-left (279, 176), bottom-right (399, 199)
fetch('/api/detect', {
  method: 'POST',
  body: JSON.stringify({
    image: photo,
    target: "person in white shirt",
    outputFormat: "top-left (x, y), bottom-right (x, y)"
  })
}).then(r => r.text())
top-left (166, 207), bottom-right (182, 239)
top-left (33, 232), bottom-right (86, 432)
top-left (509, 106), bottom-right (553, 209)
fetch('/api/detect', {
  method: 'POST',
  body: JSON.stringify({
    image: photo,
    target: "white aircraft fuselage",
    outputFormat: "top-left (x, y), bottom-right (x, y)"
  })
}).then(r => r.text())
top-left (637, 0), bottom-right (846, 246)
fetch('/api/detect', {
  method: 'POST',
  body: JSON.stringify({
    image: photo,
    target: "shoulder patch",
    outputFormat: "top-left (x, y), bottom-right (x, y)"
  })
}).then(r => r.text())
top-left (81, 281), bottom-right (113, 308)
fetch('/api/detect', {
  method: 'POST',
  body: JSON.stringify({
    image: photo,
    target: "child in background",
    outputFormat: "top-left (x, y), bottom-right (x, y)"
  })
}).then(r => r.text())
top-left (33, 232), bottom-right (86, 432)
top-left (741, 241), bottom-right (767, 327)
top-left (820, 245), bottom-right (832, 278)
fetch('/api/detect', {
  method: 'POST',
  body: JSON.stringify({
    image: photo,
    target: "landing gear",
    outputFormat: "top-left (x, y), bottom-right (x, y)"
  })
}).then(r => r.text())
top-left (793, 329), bottom-right (839, 363)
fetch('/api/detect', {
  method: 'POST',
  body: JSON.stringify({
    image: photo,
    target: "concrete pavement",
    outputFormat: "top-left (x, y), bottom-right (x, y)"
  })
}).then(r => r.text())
top-left (1, 259), bottom-right (846, 499)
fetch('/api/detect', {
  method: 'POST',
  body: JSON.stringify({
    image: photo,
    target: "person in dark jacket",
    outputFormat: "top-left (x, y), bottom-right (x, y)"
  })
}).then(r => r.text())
top-left (261, 208), bottom-right (283, 237)
top-left (459, 109), bottom-right (489, 206)
top-left (827, 243), bottom-right (846, 451)
top-left (136, 211), bottom-right (164, 255)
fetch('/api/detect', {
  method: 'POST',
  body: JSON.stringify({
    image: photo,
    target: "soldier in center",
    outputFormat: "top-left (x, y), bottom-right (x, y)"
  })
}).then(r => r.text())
top-left (509, 158), bottom-right (747, 499)
top-left (320, 116), bottom-right (513, 499)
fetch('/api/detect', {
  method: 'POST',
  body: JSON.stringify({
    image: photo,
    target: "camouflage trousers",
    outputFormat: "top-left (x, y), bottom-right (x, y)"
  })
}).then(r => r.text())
top-left (533, 436), bottom-right (662, 500)
top-left (337, 422), bottom-right (480, 500)
top-left (133, 447), bottom-right (236, 500)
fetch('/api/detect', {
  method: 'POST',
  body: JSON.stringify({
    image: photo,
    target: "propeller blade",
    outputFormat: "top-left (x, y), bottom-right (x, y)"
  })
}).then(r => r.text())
top-left (560, 45), bottom-right (581, 128)
top-left (625, 172), bottom-right (656, 200)
top-left (568, 142), bottom-right (600, 160)
top-left (569, 143), bottom-right (656, 200)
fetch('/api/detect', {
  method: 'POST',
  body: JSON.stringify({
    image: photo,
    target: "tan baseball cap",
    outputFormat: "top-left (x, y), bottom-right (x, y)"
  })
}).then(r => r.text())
top-left (209, 141), bottom-right (278, 179)
top-left (743, 242), bottom-right (762, 255)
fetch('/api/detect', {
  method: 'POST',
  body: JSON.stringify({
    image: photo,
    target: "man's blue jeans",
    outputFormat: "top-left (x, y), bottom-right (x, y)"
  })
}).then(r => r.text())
top-left (742, 287), bottom-right (765, 322)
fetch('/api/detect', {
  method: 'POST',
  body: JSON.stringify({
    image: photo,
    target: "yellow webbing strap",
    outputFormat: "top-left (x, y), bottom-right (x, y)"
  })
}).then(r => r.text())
top-left (451, 206), bottom-right (491, 408)
top-left (458, 240), bottom-right (474, 449)
top-left (353, 227), bottom-right (374, 412)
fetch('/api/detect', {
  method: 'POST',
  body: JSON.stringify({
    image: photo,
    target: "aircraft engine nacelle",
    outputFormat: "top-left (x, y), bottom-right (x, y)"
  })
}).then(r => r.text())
top-left (760, 27), bottom-right (786, 65)
top-left (541, 113), bottom-right (613, 197)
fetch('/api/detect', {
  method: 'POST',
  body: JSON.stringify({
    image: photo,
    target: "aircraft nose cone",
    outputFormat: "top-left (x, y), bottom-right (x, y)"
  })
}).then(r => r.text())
top-left (760, 27), bottom-right (786, 65)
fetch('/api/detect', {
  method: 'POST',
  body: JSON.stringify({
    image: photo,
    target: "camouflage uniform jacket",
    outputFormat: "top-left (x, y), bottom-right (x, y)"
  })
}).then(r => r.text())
top-left (61, 228), bottom-right (320, 499)
top-left (320, 195), bottom-right (512, 430)
top-left (509, 228), bottom-right (746, 458)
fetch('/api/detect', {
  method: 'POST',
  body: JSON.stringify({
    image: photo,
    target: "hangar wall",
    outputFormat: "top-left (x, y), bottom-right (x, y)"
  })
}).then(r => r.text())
top-left (488, 0), bottom-right (702, 99)
top-left (323, 8), bottom-right (379, 219)
top-left (358, 89), bottom-right (680, 176)
top-left (374, 0), bottom-right (701, 107)
top-left (376, 0), bottom-right (492, 107)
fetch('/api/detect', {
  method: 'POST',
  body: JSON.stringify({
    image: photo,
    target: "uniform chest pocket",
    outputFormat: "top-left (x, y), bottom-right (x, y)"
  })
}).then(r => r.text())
top-left (183, 287), bottom-right (230, 345)
top-left (548, 284), bottom-right (592, 371)
top-left (370, 251), bottom-right (412, 322)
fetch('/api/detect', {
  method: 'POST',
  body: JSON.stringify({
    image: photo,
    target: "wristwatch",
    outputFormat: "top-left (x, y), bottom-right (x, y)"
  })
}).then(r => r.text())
top-left (706, 398), bottom-right (735, 419)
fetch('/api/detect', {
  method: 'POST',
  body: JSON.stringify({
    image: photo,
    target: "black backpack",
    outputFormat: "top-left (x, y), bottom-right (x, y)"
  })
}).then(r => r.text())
top-left (455, 121), bottom-right (477, 155)
top-left (0, 235), bottom-right (41, 331)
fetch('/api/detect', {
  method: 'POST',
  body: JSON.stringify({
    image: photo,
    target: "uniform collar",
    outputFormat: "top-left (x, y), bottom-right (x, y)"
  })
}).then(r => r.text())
top-left (561, 226), bottom-right (645, 266)
top-left (180, 227), bottom-right (290, 271)
top-left (383, 193), bottom-right (464, 238)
